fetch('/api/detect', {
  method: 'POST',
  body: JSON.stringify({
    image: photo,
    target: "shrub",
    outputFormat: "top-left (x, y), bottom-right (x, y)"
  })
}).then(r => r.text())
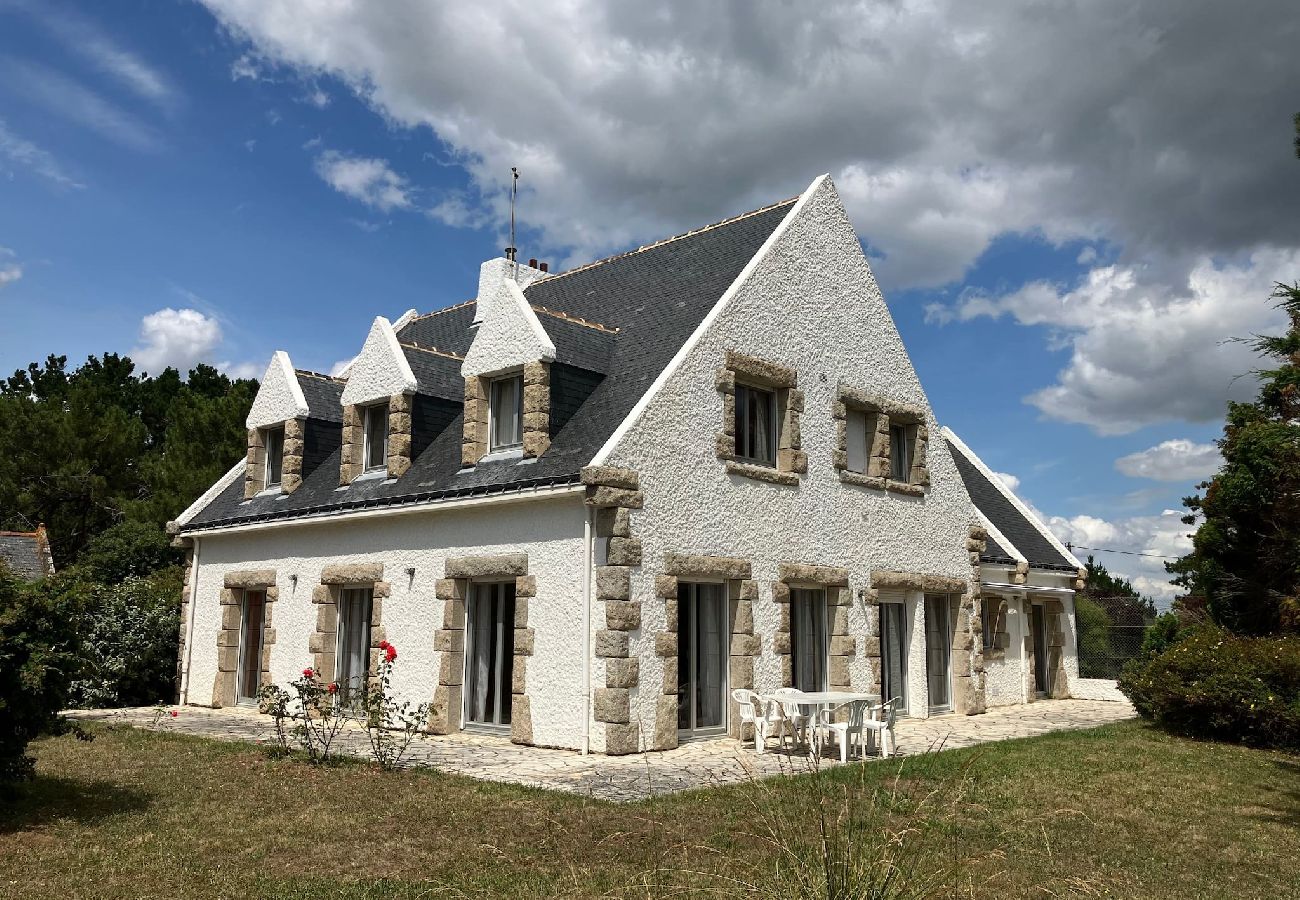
top-left (0, 567), bottom-right (89, 784)
top-left (67, 567), bottom-right (183, 708)
top-left (72, 521), bottom-right (180, 585)
top-left (1119, 626), bottom-right (1300, 751)
top-left (1140, 611), bottom-right (1184, 659)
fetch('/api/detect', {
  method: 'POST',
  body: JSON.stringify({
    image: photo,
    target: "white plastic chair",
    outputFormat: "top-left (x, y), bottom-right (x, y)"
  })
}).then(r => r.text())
top-left (772, 687), bottom-right (812, 746)
top-left (731, 689), bottom-right (769, 753)
top-left (756, 694), bottom-right (791, 750)
top-left (817, 698), bottom-right (872, 763)
top-left (861, 697), bottom-right (900, 758)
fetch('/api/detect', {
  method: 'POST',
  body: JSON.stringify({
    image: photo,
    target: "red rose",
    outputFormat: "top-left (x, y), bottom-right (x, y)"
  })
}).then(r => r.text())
top-left (378, 640), bottom-right (390, 651)
top-left (385, 644), bottom-right (397, 662)
top-left (302, 667), bottom-right (314, 678)
top-left (327, 682), bottom-right (339, 694)
top-left (169, 710), bottom-right (178, 718)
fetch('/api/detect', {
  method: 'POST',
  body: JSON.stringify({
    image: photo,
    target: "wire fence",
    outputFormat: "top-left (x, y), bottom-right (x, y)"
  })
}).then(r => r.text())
top-left (1076, 595), bottom-right (1153, 680)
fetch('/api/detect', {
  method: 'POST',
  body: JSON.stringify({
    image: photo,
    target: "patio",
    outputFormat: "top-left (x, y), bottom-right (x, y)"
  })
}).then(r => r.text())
top-left (66, 698), bottom-right (1135, 802)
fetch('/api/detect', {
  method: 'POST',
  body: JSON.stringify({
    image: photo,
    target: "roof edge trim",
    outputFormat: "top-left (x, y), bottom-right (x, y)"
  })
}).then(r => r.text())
top-left (588, 173), bottom-right (829, 466)
top-left (173, 459), bottom-right (245, 528)
top-left (976, 509), bottom-right (1027, 565)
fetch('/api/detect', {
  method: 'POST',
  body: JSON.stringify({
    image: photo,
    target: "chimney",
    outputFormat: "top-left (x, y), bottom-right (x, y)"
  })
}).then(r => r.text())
top-left (528, 258), bottom-right (538, 268)
top-left (504, 246), bottom-right (517, 262)
top-left (540, 262), bottom-right (549, 273)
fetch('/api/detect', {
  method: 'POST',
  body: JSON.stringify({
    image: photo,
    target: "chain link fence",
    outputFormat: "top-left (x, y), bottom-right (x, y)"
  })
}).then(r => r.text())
top-left (1077, 595), bottom-right (1152, 680)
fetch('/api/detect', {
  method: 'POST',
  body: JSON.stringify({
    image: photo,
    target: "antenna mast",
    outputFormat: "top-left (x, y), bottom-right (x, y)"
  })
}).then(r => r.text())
top-left (506, 167), bottom-right (519, 276)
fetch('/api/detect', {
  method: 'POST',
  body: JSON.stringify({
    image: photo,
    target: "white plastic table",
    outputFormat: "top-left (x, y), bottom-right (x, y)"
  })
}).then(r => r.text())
top-left (779, 691), bottom-right (883, 754)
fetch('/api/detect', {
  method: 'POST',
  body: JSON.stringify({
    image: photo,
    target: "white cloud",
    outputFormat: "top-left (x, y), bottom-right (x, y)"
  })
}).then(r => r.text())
top-left (928, 248), bottom-right (1299, 433)
top-left (201, 0), bottom-right (1300, 289)
top-left (314, 150), bottom-right (413, 212)
top-left (0, 247), bottom-right (21, 289)
top-left (328, 356), bottom-right (355, 377)
top-left (219, 359), bottom-right (265, 380)
top-left (1041, 508), bottom-right (1194, 605)
top-left (991, 471), bottom-right (1020, 493)
top-left (130, 308), bottom-right (223, 374)
top-left (230, 53), bottom-right (263, 81)
top-left (0, 119), bottom-right (83, 189)
top-left (1115, 439), bottom-right (1221, 482)
top-left (1076, 246), bottom-right (1098, 265)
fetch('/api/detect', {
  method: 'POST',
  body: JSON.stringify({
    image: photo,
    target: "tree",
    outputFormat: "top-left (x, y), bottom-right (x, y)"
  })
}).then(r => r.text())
top-left (1168, 283), bottom-right (1300, 634)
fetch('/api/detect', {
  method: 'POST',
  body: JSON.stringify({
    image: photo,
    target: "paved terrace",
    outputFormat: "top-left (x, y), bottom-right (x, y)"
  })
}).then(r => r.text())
top-left (68, 699), bottom-right (1135, 803)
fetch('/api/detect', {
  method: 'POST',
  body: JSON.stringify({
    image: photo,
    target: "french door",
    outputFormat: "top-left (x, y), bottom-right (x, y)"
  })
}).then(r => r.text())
top-left (1031, 603), bottom-right (1050, 696)
top-left (879, 600), bottom-right (908, 714)
top-left (924, 594), bottom-right (952, 712)
top-left (236, 589), bottom-right (266, 704)
top-left (465, 581), bottom-right (516, 729)
top-left (677, 582), bottom-right (728, 736)
top-left (791, 588), bottom-right (830, 692)
top-left (336, 587), bottom-right (373, 702)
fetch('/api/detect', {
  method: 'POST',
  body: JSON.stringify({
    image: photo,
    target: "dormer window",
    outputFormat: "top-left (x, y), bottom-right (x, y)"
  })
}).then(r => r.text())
top-left (734, 383), bottom-right (777, 467)
top-left (363, 403), bottom-right (389, 472)
top-left (263, 426), bottom-right (284, 488)
top-left (489, 373), bottom-right (523, 452)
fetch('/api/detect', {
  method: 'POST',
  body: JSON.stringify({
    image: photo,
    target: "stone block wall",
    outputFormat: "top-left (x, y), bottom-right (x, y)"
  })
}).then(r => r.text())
top-left (282, 418), bottom-right (305, 493)
top-left (830, 384), bottom-right (929, 496)
top-left (244, 427), bottom-right (266, 498)
top-left (211, 569), bottom-right (278, 708)
top-left (461, 376), bottom-right (488, 467)
top-left (340, 404), bottom-right (364, 485)
top-left (522, 361), bottom-right (551, 459)
top-left (583, 466), bottom-right (644, 755)
top-left (387, 393), bottom-right (413, 478)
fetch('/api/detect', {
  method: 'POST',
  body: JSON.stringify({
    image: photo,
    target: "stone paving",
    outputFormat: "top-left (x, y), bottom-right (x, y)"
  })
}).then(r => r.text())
top-left (67, 699), bottom-right (1135, 803)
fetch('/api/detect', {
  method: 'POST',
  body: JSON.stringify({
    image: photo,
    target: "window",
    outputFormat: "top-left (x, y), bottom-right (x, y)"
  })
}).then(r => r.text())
top-left (489, 374), bottom-right (523, 451)
top-left (790, 587), bottom-right (829, 692)
top-left (981, 599), bottom-right (995, 652)
top-left (336, 587), bottom-right (373, 703)
top-left (846, 409), bottom-right (869, 474)
top-left (735, 383), bottom-right (777, 466)
top-left (464, 581), bottom-right (516, 729)
top-left (879, 598), bottom-right (908, 713)
top-left (263, 426), bottom-right (284, 488)
top-left (890, 423), bottom-right (913, 482)
top-left (236, 589), bottom-right (266, 703)
top-left (363, 403), bottom-right (388, 472)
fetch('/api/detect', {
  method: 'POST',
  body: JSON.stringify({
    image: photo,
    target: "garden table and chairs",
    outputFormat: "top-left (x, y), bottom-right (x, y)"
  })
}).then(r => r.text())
top-left (732, 689), bottom-right (899, 760)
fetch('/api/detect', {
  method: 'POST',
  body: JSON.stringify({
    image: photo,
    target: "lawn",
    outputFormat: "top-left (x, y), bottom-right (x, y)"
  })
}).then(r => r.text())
top-left (0, 719), bottom-right (1296, 899)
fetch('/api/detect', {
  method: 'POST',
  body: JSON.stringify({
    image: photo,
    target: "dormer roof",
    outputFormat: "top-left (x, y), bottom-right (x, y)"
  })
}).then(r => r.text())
top-left (247, 351), bottom-right (310, 429)
top-left (340, 316), bottom-right (418, 406)
top-left (462, 276), bottom-right (557, 378)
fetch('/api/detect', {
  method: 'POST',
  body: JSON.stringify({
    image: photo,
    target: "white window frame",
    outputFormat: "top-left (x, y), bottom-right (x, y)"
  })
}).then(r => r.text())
top-left (488, 372), bottom-right (524, 453)
top-left (735, 382), bottom-right (778, 468)
top-left (890, 422), bottom-right (913, 482)
top-left (262, 426), bottom-right (284, 488)
top-left (335, 586), bottom-right (373, 705)
top-left (789, 585), bottom-right (830, 692)
top-left (362, 403), bottom-right (389, 473)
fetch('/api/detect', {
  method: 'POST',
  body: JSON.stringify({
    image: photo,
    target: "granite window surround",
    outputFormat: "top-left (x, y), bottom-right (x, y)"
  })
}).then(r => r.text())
top-left (830, 384), bottom-right (930, 496)
top-left (245, 419), bottom-right (305, 498)
top-left (714, 350), bottom-right (806, 487)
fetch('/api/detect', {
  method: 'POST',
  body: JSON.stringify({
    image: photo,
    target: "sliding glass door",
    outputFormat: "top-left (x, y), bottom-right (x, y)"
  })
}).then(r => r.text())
top-left (677, 582), bottom-right (727, 736)
top-left (879, 600), bottom-right (908, 714)
top-left (236, 589), bottom-right (266, 704)
top-left (465, 581), bottom-right (516, 730)
top-left (924, 594), bottom-right (952, 712)
top-left (336, 587), bottom-right (373, 703)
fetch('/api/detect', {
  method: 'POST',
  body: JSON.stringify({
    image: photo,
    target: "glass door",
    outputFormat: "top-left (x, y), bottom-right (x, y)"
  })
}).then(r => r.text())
top-left (677, 582), bottom-right (728, 736)
top-left (924, 594), bottom-right (951, 712)
top-left (879, 600), bottom-right (908, 714)
top-left (791, 588), bottom-right (829, 692)
top-left (336, 587), bottom-right (373, 703)
top-left (236, 589), bottom-right (266, 704)
top-left (464, 581), bottom-right (516, 730)
top-left (1031, 603), bottom-right (1049, 696)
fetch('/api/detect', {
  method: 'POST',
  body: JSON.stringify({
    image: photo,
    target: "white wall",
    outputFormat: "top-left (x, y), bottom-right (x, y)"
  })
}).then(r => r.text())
top-left (601, 176), bottom-right (978, 738)
top-left (186, 494), bottom-right (590, 749)
top-left (984, 594), bottom-right (1027, 706)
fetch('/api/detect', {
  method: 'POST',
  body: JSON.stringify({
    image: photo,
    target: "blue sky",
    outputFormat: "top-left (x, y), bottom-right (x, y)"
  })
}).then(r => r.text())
top-left (2, 0), bottom-right (1298, 601)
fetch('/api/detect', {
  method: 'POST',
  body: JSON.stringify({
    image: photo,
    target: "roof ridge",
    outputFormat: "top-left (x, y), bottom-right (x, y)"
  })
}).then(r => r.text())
top-left (531, 196), bottom-right (799, 286)
top-left (405, 298), bottom-right (476, 324)
top-left (400, 341), bottom-right (465, 362)
top-left (295, 368), bottom-right (344, 383)
top-left (0, 530), bottom-right (40, 537)
top-left (529, 305), bottom-right (620, 334)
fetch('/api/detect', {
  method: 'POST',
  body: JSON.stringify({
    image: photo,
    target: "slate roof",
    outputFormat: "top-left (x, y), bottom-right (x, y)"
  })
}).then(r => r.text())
top-left (0, 528), bottom-right (54, 580)
top-left (945, 438), bottom-right (1077, 571)
top-left (185, 198), bottom-right (795, 530)
top-left (296, 371), bottom-right (345, 422)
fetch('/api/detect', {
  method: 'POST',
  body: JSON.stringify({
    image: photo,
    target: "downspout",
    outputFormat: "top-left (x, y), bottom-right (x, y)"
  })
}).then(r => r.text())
top-left (180, 536), bottom-right (201, 706)
top-left (581, 508), bottom-right (594, 755)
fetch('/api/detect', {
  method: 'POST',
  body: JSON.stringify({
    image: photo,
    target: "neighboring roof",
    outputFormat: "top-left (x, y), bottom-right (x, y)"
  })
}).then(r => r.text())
top-left (0, 526), bottom-right (54, 580)
top-left (185, 197), bottom-right (797, 530)
top-left (943, 429), bottom-right (1081, 572)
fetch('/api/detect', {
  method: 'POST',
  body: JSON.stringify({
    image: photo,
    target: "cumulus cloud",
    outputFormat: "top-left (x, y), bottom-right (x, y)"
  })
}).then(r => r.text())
top-left (0, 247), bottom-right (21, 289)
top-left (991, 471), bottom-right (1020, 493)
top-left (130, 308), bottom-right (224, 374)
top-left (328, 356), bottom-right (355, 377)
top-left (0, 118), bottom-right (83, 189)
top-left (1042, 508), bottom-right (1194, 605)
top-left (314, 150), bottom-right (413, 212)
top-left (1115, 439), bottom-right (1221, 482)
top-left (928, 248), bottom-right (1299, 433)
top-left (200, 0), bottom-right (1299, 286)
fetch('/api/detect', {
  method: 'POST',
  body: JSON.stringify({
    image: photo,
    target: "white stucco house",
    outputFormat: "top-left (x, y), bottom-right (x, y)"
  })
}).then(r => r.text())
top-left (171, 174), bottom-right (1087, 755)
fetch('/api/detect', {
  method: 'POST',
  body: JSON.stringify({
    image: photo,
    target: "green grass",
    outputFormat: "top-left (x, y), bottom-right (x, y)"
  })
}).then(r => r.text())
top-left (1, 719), bottom-right (1297, 898)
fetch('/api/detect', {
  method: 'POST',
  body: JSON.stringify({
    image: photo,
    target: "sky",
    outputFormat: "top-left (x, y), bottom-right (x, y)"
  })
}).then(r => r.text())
top-left (1, 0), bottom-right (1298, 603)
